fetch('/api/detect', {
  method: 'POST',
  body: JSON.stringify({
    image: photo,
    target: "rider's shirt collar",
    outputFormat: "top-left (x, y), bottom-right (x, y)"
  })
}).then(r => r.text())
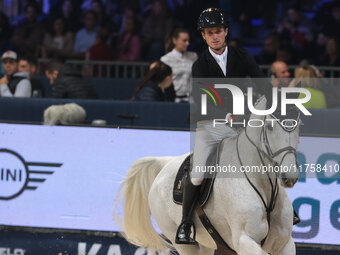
top-left (209, 46), bottom-right (228, 76)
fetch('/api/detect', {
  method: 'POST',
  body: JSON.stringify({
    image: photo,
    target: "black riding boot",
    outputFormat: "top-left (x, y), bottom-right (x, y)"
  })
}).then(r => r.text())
top-left (175, 174), bottom-right (200, 245)
top-left (293, 209), bottom-right (300, 225)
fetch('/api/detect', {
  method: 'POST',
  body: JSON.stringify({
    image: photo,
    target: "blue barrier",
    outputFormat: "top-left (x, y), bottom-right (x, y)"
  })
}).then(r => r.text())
top-left (0, 97), bottom-right (190, 129)
top-left (300, 108), bottom-right (340, 136)
top-left (0, 96), bottom-right (340, 134)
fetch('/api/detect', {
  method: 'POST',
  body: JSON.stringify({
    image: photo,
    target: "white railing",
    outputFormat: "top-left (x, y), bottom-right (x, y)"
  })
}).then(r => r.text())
top-left (38, 59), bottom-right (150, 79)
top-left (260, 65), bottom-right (340, 79)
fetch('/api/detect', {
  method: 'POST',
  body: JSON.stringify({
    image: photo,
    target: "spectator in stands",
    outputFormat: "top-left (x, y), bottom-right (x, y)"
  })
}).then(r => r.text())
top-left (141, 0), bottom-right (173, 60)
top-left (148, 60), bottom-right (176, 99)
top-left (314, 32), bottom-right (329, 64)
top-left (161, 28), bottom-right (197, 102)
top-left (309, 65), bottom-right (339, 108)
top-left (231, 0), bottom-right (262, 38)
top-left (256, 33), bottom-right (279, 65)
top-left (276, 45), bottom-right (298, 65)
top-left (54, 0), bottom-right (81, 33)
top-left (320, 37), bottom-right (340, 66)
top-left (118, 6), bottom-right (139, 34)
top-left (132, 61), bottom-right (175, 101)
top-left (116, 16), bottom-right (141, 61)
top-left (41, 17), bottom-right (75, 59)
top-left (319, 37), bottom-right (340, 77)
top-left (104, 0), bottom-right (126, 34)
top-left (277, 5), bottom-right (313, 51)
top-left (45, 60), bottom-right (97, 99)
top-left (18, 55), bottom-right (45, 97)
top-left (171, 0), bottom-right (208, 33)
top-left (0, 51), bottom-right (31, 97)
top-left (318, 1), bottom-right (340, 38)
top-left (86, 28), bottom-right (114, 76)
top-left (270, 61), bottom-right (291, 88)
top-left (10, 2), bottom-right (45, 56)
top-left (292, 66), bottom-right (327, 109)
top-left (73, 11), bottom-right (99, 58)
top-left (0, 12), bottom-right (12, 54)
top-left (91, 0), bottom-right (110, 28)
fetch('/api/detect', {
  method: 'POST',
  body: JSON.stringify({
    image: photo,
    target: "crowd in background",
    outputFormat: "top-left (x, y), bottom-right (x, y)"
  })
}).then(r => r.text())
top-left (0, 0), bottom-right (340, 111)
top-left (0, 0), bottom-right (340, 66)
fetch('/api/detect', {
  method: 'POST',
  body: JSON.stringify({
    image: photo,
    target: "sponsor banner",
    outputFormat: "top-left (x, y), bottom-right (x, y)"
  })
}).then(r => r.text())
top-left (0, 230), bottom-right (338, 255)
top-left (0, 123), bottom-right (339, 245)
top-left (288, 136), bottom-right (340, 245)
top-left (0, 230), bottom-right (147, 255)
top-left (0, 123), bottom-right (189, 232)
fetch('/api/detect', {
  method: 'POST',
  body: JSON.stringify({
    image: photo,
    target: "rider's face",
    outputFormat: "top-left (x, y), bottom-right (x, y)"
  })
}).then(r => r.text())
top-left (201, 27), bottom-right (228, 52)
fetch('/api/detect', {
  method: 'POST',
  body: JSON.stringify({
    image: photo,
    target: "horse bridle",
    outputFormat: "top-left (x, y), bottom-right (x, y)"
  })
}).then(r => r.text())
top-left (236, 113), bottom-right (300, 246)
top-left (262, 114), bottom-right (299, 170)
top-left (246, 114), bottom-right (299, 169)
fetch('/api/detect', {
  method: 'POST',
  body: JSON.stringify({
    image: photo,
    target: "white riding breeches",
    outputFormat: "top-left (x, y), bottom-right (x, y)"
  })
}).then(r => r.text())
top-left (191, 120), bottom-right (238, 186)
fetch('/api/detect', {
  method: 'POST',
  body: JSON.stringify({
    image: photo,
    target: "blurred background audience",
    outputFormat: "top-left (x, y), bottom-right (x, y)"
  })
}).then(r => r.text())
top-left (0, 0), bottom-right (339, 107)
top-left (1, 0), bottom-right (340, 68)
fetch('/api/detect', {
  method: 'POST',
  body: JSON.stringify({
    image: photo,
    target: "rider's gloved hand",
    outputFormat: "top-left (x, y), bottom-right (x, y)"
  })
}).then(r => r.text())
top-left (225, 113), bottom-right (233, 124)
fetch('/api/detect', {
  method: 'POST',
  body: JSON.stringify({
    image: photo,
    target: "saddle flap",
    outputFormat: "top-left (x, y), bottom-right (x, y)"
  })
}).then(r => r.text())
top-left (173, 154), bottom-right (216, 208)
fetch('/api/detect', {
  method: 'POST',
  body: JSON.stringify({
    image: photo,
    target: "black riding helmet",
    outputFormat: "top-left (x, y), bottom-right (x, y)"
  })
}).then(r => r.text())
top-left (197, 8), bottom-right (229, 31)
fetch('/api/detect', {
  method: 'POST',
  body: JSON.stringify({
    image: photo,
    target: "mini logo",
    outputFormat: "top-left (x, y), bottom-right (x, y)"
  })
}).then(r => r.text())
top-left (0, 149), bottom-right (62, 200)
top-left (200, 83), bottom-right (223, 115)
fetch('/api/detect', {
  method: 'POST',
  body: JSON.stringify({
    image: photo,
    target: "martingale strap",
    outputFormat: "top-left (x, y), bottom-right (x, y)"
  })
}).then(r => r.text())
top-left (196, 204), bottom-right (237, 255)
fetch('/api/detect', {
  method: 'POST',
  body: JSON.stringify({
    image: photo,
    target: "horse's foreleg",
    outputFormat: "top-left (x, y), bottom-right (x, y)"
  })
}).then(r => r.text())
top-left (278, 237), bottom-right (295, 255)
top-left (237, 234), bottom-right (271, 255)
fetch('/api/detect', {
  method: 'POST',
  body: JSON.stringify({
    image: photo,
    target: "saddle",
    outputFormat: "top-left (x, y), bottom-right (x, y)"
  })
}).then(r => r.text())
top-left (172, 148), bottom-right (237, 255)
top-left (173, 153), bottom-right (217, 207)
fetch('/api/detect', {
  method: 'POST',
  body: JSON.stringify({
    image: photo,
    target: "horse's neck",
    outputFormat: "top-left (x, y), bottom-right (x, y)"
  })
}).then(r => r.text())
top-left (244, 124), bottom-right (262, 146)
top-left (237, 129), bottom-right (278, 202)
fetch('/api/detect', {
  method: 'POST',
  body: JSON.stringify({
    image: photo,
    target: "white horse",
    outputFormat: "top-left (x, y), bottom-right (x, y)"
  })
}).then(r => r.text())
top-left (116, 97), bottom-right (300, 255)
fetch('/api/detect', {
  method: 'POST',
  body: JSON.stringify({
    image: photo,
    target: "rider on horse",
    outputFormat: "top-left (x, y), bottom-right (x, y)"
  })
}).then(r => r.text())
top-left (175, 8), bottom-right (300, 245)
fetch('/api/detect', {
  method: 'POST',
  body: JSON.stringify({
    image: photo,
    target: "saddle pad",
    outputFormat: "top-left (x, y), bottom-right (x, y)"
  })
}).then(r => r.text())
top-left (173, 154), bottom-right (216, 208)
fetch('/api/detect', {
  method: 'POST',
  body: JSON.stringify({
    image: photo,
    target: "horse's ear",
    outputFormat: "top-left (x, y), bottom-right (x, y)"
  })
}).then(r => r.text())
top-left (249, 96), bottom-right (267, 120)
top-left (254, 95), bottom-right (267, 110)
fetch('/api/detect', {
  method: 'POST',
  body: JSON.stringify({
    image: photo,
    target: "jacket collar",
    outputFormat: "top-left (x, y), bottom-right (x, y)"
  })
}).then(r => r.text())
top-left (205, 48), bottom-right (225, 77)
top-left (205, 46), bottom-right (235, 78)
top-left (226, 46), bottom-right (234, 78)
